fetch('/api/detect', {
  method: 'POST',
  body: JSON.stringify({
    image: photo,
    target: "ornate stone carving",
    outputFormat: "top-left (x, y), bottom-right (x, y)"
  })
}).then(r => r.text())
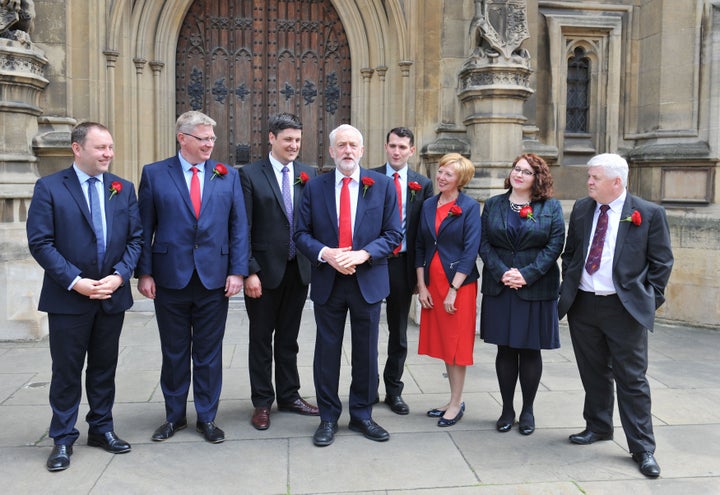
top-left (467, 0), bottom-right (530, 66)
top-left (0, 0), bottom-right (34, 45)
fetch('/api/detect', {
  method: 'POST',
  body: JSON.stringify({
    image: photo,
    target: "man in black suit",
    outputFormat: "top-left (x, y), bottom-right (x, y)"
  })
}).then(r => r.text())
top-left (239, 113), bottom-right (319, 430)
top-left (558, 153), bottom-right (674, 479)
top-left (27, 122), bottom-right (143, 471)
top-left (372, 127), bottom-right (432, 414)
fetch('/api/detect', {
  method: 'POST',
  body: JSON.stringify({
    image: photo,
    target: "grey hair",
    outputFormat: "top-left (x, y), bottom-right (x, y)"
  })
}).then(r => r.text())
top-left (329, 124), bottom-right (364, 147)
top-left (587, 153), bottom-right (628, 188)
top-left (176, 111), bottom-right (217, 134)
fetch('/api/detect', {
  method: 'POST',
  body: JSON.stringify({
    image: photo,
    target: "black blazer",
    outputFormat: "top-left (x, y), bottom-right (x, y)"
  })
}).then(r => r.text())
top-left (372, 165), bottom-right (433, 288)
top-left (558, 194), bottom-right (674, 330)
top-left (239, 158), bottom-right (317, 289)
top-left (479, 192), bottom-right (565, 301)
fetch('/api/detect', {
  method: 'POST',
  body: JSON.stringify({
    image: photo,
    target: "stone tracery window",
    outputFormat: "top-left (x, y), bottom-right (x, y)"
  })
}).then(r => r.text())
top-left (566, 46), bottom-right (590, 133)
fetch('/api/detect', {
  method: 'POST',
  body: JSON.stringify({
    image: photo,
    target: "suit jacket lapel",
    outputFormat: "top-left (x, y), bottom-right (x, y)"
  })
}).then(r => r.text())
top-left (261, 160), bottom-right (290, 221)
top-left (423, 195), bottom-right (439, 240)
top-left (437, 194), bottom-right (462, 237)
top-left (63, 168), bottom-right (93, 229)
top-left (613, 195), bottom-right (634, 269)
top-left (168, 157), bottom-right (196, 217)
top-left (580, 200), bottom-right (597, 261)
top-left (323, 173), bottom-right (339, 241)
top-left (102, 174), bottom-right (115, 246)
top-left (355, 169), bottom-right (369, 240)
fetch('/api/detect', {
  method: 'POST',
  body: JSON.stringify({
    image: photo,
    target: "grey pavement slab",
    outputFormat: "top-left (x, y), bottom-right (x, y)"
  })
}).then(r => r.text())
top-left (0, 301), bottom-right (718, 494)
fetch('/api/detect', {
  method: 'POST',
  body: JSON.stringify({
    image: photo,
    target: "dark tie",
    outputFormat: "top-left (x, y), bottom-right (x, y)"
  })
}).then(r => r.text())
top-left (338, 177), bottom-right (352, 248)
top-left (281, 166), bottom-right (295, 259)
top-left (190, 166), bottom-right (201, 218)
top-left (393, 172), bottom-right (402, 255)
top-left (87, 177), bottom-right (105, 269)
top-left (585, 204), bottom-right (610, 275)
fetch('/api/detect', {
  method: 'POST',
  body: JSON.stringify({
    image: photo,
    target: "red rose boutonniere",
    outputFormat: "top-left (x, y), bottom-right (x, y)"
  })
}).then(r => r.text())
top-left (294, 171), bottom-right (310, 186)
top-left (211, 163), bottom-right (228, 180)
top-left (408, 181), bottom-right (422, 201)
top-left (621, 210), bottom-right (642, 226)
top-left (361, 177), bottom-right (375, 197)
top-left (519, 205), bottom-right (536, 222)
top-left (108, 181), bottom-right (122, 200)
top-left (448, 204), bottom-right (463, 217)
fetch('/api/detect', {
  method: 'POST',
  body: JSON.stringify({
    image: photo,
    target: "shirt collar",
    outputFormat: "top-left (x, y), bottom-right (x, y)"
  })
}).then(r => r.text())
top-left (73, 164), bottom-right (104, 184)
top-left (335, 167), bottom-right (360, 185)
top-left (600, 190), bottom-right (627, 214)
top-left (385, 163), bottom-right (407, 180)
top-left (269, 153), bottom-right (293, 174)
top-left (178, 152), bottom-right (204, 173)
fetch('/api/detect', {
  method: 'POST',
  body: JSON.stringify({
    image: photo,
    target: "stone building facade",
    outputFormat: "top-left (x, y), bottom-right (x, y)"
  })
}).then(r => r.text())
top-left (1, 0), bottom-right (718, 339)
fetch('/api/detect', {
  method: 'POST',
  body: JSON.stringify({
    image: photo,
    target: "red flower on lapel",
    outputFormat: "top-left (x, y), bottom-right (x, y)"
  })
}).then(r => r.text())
top-left (361, 177), bottom-right (375, 198)
top-left (294, 171), bottom-right (310, 185)
top-left (211, 163), bottom-right (228, 180)
top-left (109, 181), bottom-right (122, 199)
top-left (448, 204), bottom-right (463, 217)
top-left (408, 181), bottom-right (422, 201)
top-left (519, 205), bottom-right (536, 222)
top-left (621, 210), bottom-right (642, 226)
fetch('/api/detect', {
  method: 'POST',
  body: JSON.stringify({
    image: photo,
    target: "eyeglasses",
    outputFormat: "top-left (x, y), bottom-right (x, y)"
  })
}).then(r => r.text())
top-left (181, 132), bottom-right (217, 144)
top-left (512, 166), bottom-right (534, 177)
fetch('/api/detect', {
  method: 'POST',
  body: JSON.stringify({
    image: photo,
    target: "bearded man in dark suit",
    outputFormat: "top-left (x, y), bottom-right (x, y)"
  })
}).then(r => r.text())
top-left (558, 153), bottom-right (673, 479)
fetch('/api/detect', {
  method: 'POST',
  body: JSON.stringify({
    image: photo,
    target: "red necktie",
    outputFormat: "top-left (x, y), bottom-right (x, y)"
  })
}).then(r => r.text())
top-left (585, 204), bottom-right (610, 274)
top-left (338, 177), bottom-right (352, 248)
top-left (393, 172), bottom-right (402, 255)
top-left (190, 166), bottom-right (201, 218)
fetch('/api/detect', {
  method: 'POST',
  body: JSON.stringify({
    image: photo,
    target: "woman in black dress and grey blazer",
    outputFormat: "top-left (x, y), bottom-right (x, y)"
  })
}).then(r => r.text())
top-left (479, 153), bottom-right (565, 435)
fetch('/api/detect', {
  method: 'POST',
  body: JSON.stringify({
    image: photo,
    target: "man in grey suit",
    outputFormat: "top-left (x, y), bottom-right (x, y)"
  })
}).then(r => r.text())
top-left (239, 113), bottom-right (319, 431)
top-left (558, 153), bottom-right (674, 479)
top-left (372, 127), bottom-right (432, 414)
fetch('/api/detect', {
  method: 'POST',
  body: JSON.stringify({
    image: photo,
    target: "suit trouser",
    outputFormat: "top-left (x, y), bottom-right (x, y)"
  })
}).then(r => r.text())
top-left (383, 254), bottom-right (412, 396)
top-left (568, 290), bottom-right (656, 453)
top-left (154, 272), bottom-right (228, 423)
top-left (245, 258), bottom-right (309, 407)
top-left (313, 274), bottom-right (381, 422)
top-left (48, 308), bottom-right (124, 445)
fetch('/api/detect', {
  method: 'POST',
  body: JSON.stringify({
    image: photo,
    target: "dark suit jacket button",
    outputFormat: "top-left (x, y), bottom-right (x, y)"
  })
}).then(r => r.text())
top-left (194, 244), bottom-right (199, 249)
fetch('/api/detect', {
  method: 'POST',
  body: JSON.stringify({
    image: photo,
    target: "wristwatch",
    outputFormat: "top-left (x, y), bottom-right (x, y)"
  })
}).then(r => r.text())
top-left (449, 283), bottom-right (459, 291)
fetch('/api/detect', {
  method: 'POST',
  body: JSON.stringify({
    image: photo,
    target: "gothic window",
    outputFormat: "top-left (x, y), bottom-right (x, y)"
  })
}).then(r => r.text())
top-left (566, 46), bottom-right (590, 133)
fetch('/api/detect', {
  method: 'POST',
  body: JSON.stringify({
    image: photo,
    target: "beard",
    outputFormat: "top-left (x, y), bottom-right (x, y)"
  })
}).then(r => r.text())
top-left (334, 156), bottom-right (359, 175)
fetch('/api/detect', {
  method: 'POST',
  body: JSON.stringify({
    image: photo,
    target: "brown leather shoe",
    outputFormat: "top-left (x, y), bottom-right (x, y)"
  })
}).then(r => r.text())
top-left (278, 397), bottom-right (320, 416)
top-left (251, 406), bottom-right (270, 430)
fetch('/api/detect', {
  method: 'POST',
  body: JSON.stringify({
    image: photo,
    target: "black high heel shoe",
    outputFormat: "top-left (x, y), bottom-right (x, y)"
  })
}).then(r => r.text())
top-left (437, 403), bottom-right (465, 427)
top-left (518, 412), bottom-right (535, 435)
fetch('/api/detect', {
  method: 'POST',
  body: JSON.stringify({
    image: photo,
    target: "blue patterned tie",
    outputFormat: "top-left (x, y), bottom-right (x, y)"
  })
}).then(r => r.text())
top-left (87, 177), bottom-right (105, 269)
top-left (281, 166), bottom-right (295, 259)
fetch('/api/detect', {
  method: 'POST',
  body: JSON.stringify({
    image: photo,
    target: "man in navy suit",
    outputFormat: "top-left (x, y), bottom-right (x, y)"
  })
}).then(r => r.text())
top-left (558, 153), bottom-right (673, 478)
top-left (294, 124), bottom-right (402, 446)
top-left (137, 111), bottom-right (249, 444)
top-left (371, 127), bottom-right (432, 415)
top-left (239, 113), bottom-right (319, 431)
top-left (27, 122), bottom-right (142, 471)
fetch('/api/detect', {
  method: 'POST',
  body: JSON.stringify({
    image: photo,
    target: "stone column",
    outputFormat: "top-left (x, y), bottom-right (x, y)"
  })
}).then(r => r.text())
top-left (0, 5), bottom-right (50, 340)
top-left (457, 0), bottom-right (534, 200)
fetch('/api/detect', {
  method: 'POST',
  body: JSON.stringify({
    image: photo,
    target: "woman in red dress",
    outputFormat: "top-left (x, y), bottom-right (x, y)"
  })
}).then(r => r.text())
top-left (416, 153), bottom-right (481, 427)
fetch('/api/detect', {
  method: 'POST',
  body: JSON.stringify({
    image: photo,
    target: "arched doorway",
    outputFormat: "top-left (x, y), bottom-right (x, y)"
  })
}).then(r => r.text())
top-left (175, 0), bottom-right (352, 170)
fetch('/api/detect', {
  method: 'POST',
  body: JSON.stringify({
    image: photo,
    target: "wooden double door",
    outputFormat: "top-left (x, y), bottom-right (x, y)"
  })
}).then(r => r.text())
top-left (176, 0), bottom-right (351, 169)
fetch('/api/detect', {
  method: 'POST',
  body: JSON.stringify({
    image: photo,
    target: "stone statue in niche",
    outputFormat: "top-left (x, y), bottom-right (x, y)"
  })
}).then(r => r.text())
top-left (467, 0), bottom-right (530, 65)
top-left (0, 0), bottom-right (35, 45)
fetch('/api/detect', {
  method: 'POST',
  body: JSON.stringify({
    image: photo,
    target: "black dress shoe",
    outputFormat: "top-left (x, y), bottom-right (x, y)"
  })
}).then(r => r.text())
top-left (437, 408), bottom-right (463, 427)
top-left (569, 429), bottom-right (613, 445)
top-left (632, 451), bottom-right (661, 478)
top-left (313, 421), bottom-right (338, 447)
top-left (496, 417), bottom-right (515, 432)
top-left (151, 419), bottom-right (187, 441)
top-left (196, 421), bottom-right (225, 443)
top-left (348, 418), bottom-right (390, 442)
top-left (384, 394), bottom-right (409, 415)
top-left (278, 398), bottom-right (320, 416)
top-left (518, 412), bottom-right (535, 436)
top-left (46, 445), bottom-right (72, 472)
top-left (87, 431), bottom-right (131, 454)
